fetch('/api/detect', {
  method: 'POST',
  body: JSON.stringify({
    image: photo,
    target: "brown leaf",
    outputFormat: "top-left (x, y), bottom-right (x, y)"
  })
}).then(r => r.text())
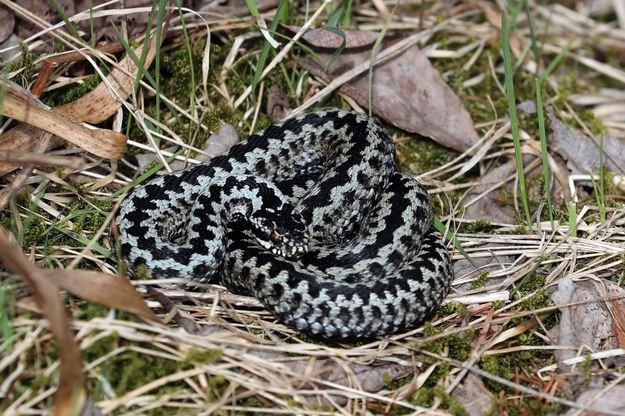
top-left (549, 109), bottom-right (625, 175)
top-left (563, 387), bottom-right (625, 416)
top-left (0, 226), bottom-right (159, 413)
top-left (549, 277), bottom-right (623, 373)
top-left (0, 227), bottom-right (86, 415)
top-left (44, 269), bottom-right (159, 323)
top-left (0, 24), bottom-right (163, 175)
top-left (267, 84), bottom-right (291, 121)
top-left (0, 82), bottom-right (127, 159)
top-left (290, 26), bottom-right (479, 153)
top-left (461, 158), bottom-right (518, 224)
top-left (0, 4), bottom-right (14, 43)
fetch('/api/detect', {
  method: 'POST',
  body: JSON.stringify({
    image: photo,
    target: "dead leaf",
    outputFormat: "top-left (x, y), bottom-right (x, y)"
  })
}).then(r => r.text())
top-left (563, 386), bottom-right (625, 416)
top-left (0, 227), bottom-right (87, 415)
top-left (289, 26), bottom-right (479, 153)
top-left (0, 226), bottom-right (159, 413)
top-left (452, 373), bottom-right (493, 416)
top-left (549, 109), bottom-right (625, 175)
top-left (594, 280), bottom-right (625, 348)
top-left (97, 0), bottom-right (160, 41)
top-left (267, 84), bottom-right (291, 121)
top-left (0, 82), bottom-right (126, 159)
top-left (44, 269), bottom-right (158, 323)
top-left (549, 277), bottom-right (623, 373)
top-left (204, 123), bottom-right (240, 158)
top-left (0, 4), bottom-right (14, 43)
top-left (461, 159), bottom-right (518, 224)
top-left (13, 0), bottom-right (75, 39)
top-left (0, 22), bottom-right (164, 175)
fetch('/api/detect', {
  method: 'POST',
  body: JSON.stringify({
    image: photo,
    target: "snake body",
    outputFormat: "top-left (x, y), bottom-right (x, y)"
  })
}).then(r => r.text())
top-left (116, 110), bottom-right (453, 339)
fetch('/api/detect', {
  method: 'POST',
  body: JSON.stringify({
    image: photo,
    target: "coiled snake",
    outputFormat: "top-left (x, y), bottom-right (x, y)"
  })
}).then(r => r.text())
top-left (116, 110), bottom-right (453, 339)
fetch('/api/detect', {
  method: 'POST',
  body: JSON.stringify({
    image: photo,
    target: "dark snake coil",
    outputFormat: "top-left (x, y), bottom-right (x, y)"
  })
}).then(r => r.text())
top-left (116, 110), bottom-right (453, 339)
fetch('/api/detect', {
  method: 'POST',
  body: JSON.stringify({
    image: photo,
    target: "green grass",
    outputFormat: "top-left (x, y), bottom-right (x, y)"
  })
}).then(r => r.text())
top-left (535, 78), bottom-right (554, 229)
top-left (248, 0), bottom-right (348, 95)
top-left (0, 284), bottom-right (16, 352)
top-left (501, 13), bottom-right (532, 230)
top-left (568, 201), bottom-right (578, 238)
top-left (49, 0), bottom-right (83, 40)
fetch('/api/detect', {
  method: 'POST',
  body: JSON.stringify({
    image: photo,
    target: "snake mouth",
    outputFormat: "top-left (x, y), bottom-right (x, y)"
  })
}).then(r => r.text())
top-left (271, 244), bottom-right (308, 258)
top-left (292, 245), bottom-right (308, 255)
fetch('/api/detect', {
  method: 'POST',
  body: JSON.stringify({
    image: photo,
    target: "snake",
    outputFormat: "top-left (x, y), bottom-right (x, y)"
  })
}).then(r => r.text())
top-left (116, 109), bottom-right (453, 339)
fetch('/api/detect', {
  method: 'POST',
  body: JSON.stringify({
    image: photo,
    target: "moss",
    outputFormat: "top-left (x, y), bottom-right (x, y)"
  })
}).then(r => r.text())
top-left (84, 331), bottom-right (121, 360)
top-left (42, 74), bottom-right (102, 107)
top-left (576, 109), bottom-right (606, 136)
top-left (128, 263), bottom-right (150, 281)
top-left (479, 328), bottom-right (556, 401)
top-left (481, 355), bottom-right (513, 384)
top-left (513, 273), bottom-right (552, 312)
top-left (469, 272), bottom-right (489, 290)
top-left (411, 385), bottom-right (469, 416)
top-left (198, 99), bottom-right (241, 144)
top-left (86, 335), bottom-right (184, 400)
top-left (518, 288), bottom-right (551, 312)
top-left (580, 353), bottom-right (592, 380)
top-left (6, 338), bottom-right (62, 405)
top-left (476, 274), bottom-right (557, 393)
top-left (128, 40), bottom-right (243, 155)
top-left (58, 196), bottom-right (108, 236)
top-left (12, 177), bottom-right (114, 269)
top-left (160, 41), bottom-right (209, 101)
top-left (28, 373), bottom-right (54, 399)
top-left (20, 220), bottom-right (47, 252)
top-left (8, 43), bottom-right (38, 88)
top-left (464, 220), bottom-right (494, 233)
top-left (508, 223), bottom-right (528, 235)
top-left (204, 374), bottom-right (230, 403)
top-left (437, 301), bottom-right (467, 320)
top-left (397, 137), bottom-right (457, 176)
top-left (429, 34), bottom-right (525, 126)
top-left (181, 348), bottom-right (222, 368)
top-left (416, 324), bottom-right (474, 387)
top-left (16, 196), bottom-right (48, 251)
top-left (80, 302), bottom-right (117, 321)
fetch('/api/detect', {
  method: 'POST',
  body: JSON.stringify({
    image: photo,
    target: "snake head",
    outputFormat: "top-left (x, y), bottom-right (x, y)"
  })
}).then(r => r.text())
top-left (250, 209), bottom-right (309, 258)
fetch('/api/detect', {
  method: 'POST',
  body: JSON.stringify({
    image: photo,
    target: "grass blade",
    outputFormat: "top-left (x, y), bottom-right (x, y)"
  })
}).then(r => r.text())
top-left (535, 78), bottom-right (554, 229)
top-left (501, 13), bottom-right (532, 229)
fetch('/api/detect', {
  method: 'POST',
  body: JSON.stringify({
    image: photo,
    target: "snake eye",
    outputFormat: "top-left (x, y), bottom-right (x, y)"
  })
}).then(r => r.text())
top-left (271, 227), bottom-right (285, 241)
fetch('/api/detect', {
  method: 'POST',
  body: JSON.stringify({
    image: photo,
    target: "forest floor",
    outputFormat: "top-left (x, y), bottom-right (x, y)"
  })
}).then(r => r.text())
top-left (2, 1), bottom-right (625, 415)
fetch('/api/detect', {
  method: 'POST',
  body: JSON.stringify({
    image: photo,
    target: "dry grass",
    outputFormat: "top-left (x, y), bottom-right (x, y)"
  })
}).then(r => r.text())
top-left (2, 0), bottom-right (625, 415)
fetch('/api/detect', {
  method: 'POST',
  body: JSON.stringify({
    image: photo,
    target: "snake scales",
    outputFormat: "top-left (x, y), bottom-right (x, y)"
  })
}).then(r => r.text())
top-left (116, 110), bottom-right (453, 339)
